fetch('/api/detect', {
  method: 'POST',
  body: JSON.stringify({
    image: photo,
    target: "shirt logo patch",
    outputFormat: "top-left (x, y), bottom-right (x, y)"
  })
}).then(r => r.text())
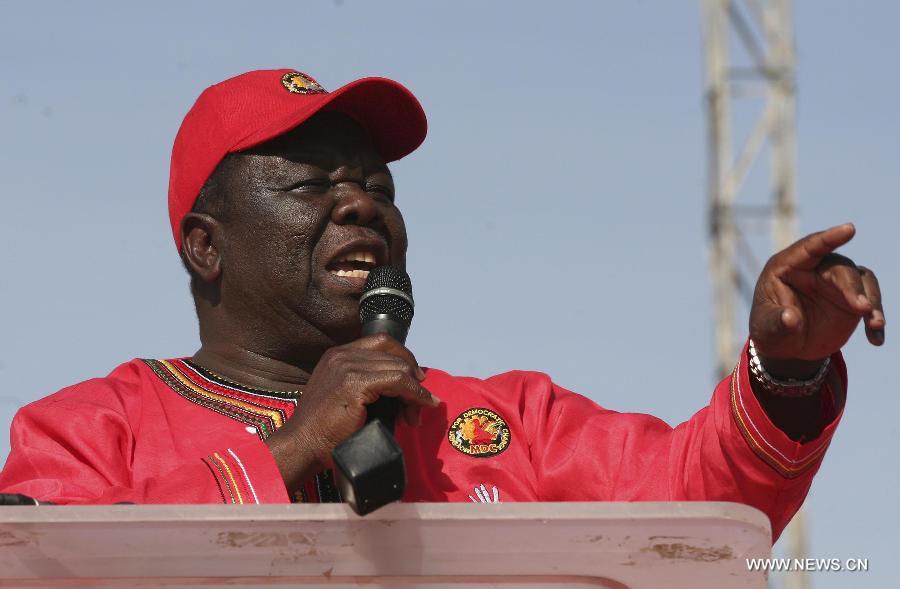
top-left (281, 71), bottom-right (327, 94)
top-left (448, 407), bottom-right (510, 458)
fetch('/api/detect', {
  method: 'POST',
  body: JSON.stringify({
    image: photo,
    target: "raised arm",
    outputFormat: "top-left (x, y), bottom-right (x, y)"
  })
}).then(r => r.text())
top-left (528, 224), bottom-right (884, 541)
top-left (747, 223), bottom-right (883, 439)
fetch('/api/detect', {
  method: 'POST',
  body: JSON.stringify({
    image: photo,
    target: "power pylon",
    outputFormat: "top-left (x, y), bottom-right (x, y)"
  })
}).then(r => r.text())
top-left (701, 1), bottom-right (807, 588)
top-left (703, 0), bottom-right (797, 377)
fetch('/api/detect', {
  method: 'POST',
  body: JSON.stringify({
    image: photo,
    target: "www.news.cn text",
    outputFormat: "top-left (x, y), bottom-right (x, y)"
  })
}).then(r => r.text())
top-left (746, 558), bottom-right (869, 573)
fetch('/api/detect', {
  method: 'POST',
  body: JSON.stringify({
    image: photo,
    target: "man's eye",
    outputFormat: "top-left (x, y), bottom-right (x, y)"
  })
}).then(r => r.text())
top-left (366, 183), bottom-right (395, 202)
top-left (288, 179), bottom-right (330, 192)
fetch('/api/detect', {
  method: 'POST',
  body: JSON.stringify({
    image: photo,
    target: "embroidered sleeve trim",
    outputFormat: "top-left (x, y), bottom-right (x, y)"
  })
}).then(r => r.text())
top-left (729, 352), bottom-right (832, 479)
top-left (201, 449), bottom-right (262, 505)
top-left (213, 452), bottom-right (245, 504)
top-left (202, 456), bottom-right (229, 503)
top-left (203, 454), bottom-right (237, 504)
top-left (227, 448), bottom-right (260, 504)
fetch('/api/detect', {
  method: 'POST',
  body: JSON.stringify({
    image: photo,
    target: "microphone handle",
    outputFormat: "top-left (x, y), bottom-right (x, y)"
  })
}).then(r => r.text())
top-left (0, 493), bottom-right (38, 505)
top-left (361, 315), bottom-right (410, 433)
top-left (361, 314), bottom-right (409, 344)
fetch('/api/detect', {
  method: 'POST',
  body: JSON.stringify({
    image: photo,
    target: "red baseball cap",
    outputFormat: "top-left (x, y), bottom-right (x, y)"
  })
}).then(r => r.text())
top-left (168, 69), bottom-right (427, 250)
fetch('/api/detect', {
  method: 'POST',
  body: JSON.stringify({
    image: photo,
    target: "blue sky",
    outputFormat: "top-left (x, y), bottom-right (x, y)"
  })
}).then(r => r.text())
top-left (1, 2), bottom-right (896, 587)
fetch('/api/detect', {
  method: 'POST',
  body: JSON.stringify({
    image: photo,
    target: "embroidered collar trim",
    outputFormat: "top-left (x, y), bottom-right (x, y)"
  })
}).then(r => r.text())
top-left (142, 358), bottom-right (297, 440)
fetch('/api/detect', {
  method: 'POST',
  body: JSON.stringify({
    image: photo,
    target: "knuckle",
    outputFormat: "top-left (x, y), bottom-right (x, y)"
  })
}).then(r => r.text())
top-left (367, 333), bottom-right (395, 347)
top-left (329, 357), bottom-right (349, 376)
top-left (394, 370), bottom-right (415, 387)
top-left (343, 368), bottom-right (367, 389)
top-left (378, 369), bottom-right (407, 389)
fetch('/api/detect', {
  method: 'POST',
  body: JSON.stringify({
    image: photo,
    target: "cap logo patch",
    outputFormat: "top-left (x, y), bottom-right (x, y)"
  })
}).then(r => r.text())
top-left (448, 407), bottom-right (510, 458)
top-left (281, 72), bottom-right (326, 94)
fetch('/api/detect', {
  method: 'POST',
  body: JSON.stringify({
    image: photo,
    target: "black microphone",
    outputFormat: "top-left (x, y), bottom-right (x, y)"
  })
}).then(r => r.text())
top-left (0, 493), bottom-right (39, 506)
top-left (358, 266), bottom-right (414, 430)
top-left (331, 266), bottom-right (413, 515)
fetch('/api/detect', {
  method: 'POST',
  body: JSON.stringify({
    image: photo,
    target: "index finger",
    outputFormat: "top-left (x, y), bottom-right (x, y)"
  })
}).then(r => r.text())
top-left (348, 333), bottom-right (424, 378)
top-left (368, 371), bottom-right (441, 407)
top-left (779, 223), bottom-right (856, 271)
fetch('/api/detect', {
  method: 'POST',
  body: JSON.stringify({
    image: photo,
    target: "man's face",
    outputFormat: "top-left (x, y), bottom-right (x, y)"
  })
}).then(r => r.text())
top-left (213, 112), bottom-right (408, 348)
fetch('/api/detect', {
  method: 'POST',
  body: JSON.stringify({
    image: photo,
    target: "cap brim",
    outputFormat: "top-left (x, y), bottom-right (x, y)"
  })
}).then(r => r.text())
top-left (232, 77), bottom-right (427, 163)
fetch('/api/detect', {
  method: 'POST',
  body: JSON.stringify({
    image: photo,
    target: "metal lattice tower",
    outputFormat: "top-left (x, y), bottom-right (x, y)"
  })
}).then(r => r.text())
top-left (702, 2), bottom-right (807, 588)
top-left (702, 0), bottom-right (797, 378)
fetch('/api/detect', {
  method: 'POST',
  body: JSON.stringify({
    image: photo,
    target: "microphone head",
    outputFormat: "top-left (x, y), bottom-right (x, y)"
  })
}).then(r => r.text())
top-left (360, 266), bottom-right (414, 326)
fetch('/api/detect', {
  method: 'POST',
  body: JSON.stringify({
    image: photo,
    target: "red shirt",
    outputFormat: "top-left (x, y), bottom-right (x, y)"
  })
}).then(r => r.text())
top-left (0, 341), bottom-right (845, 541)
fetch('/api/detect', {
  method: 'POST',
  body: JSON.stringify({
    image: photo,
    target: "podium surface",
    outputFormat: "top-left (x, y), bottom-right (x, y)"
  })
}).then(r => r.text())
top-left (0, 502), bottom-right (771, 588)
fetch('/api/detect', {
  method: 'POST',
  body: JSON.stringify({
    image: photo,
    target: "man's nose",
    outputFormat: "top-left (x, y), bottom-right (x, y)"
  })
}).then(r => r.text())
top-left (330, 182), bottom-right (385, 230)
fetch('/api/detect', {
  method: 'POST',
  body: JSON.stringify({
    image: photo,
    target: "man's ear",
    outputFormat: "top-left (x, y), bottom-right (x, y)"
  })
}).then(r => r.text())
top-left (181, 212), bottom-right (223, 283)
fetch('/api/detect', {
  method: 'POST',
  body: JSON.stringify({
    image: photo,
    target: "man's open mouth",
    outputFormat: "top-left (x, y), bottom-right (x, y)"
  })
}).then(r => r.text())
top-left (324, 240), bottom-right (389, 281)
top-left (327, 251), bottom-right (377, 279)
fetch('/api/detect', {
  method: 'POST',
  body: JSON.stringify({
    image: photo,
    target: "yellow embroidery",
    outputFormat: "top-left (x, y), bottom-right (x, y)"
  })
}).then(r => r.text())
top-left (212, 452), bottom-right (244, 504)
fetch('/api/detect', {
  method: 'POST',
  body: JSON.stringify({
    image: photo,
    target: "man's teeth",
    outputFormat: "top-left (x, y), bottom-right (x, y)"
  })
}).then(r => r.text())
top-left (336, 251), bottom-right (376, 264)
top-left (331, 269), bottom-right (370, 278)
top-left (329, 250), bottom-right (377, 278)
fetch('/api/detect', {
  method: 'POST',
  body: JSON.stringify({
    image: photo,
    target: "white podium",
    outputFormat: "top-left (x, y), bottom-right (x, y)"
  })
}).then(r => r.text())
top-left (0, 502), bottom-right (771, 588)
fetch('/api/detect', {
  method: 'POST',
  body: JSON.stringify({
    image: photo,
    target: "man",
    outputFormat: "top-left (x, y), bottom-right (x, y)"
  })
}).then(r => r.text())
top-left (0, 70), bottom-right (886, 541)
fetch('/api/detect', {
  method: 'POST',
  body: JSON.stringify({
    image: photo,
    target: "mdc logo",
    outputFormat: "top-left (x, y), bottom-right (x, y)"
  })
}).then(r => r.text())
top-left (448, 407), bottom-right (511, 458)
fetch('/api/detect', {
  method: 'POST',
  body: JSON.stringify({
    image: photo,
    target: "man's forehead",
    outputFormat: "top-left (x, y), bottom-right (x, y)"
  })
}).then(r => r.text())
top-left (246, 112), bottom-right (390, 173)
top-left (245, 151), bottom-right (393, 179)
top-left (260, 112), bottom-right (372, 149)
